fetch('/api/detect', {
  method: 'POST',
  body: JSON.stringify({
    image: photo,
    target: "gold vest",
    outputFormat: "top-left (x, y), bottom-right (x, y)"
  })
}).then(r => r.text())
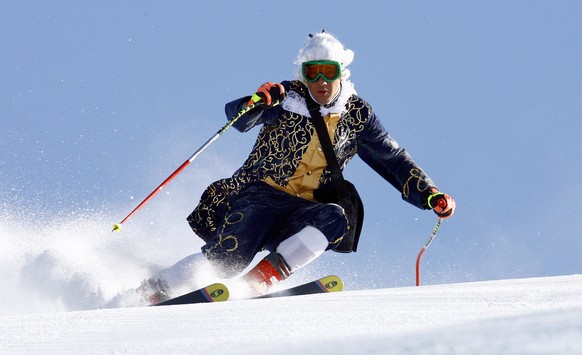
top-left (264, 113), bottom-right (341, 201)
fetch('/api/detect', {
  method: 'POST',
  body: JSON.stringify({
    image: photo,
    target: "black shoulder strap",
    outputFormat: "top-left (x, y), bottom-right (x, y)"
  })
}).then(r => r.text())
top-left (305, 94), bottom-right (349, 195)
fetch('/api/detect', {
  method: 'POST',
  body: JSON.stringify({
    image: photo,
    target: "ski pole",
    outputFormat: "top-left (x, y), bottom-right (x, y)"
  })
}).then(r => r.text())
top-left (415, 218), bottom-right (443, 286)
top-left (112, 101), bottom-right (263, 232)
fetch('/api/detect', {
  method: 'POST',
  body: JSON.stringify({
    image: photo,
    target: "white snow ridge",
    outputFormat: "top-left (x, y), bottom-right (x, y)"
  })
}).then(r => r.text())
top-left (0, 274), bottom-right (581, 354)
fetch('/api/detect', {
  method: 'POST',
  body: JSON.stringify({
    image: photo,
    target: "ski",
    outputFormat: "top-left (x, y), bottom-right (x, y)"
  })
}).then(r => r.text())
top-left (252, 275), bottom-right (344, 299)
top-left (153, 275), bottom-right (343, 306)
top-left (153, 283), bottom-right (229, 306)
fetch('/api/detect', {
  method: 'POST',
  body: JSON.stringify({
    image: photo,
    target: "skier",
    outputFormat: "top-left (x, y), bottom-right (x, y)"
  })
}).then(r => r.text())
top-left (137, 30), bottom-right (456, 304)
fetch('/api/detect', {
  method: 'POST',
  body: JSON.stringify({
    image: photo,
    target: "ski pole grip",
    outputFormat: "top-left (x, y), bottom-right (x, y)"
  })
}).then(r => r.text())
top-left (427, 192), bottom-right (447, 209)
top-left (436, 197), bottom-right (447, 209)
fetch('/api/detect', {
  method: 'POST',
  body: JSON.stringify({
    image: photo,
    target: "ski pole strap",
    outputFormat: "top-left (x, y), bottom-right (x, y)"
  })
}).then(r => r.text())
top-left (427, 191), bottom-right (447, 209)
top-left (250, 93), bottom-right (263, 104)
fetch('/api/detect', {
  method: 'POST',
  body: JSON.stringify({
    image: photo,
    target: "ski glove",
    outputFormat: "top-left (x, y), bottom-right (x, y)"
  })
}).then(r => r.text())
top-left (247, 82), bottom-right (286, 107)
top-left (427, 187), bottom-right (456, 219)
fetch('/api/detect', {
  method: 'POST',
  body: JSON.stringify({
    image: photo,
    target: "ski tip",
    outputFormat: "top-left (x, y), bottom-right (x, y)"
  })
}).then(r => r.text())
top-left (112, 224), bottom-right (122, 232)
top-left (319, 275), bottom-right (344, 293)
top-left (205, 283), bottom-right (229, 302)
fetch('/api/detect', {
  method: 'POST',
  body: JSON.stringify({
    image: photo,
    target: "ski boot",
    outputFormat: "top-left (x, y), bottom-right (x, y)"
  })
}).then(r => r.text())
top-left (136, 278), bottom-right (171, 305)
top-left (241, 252), bottom-right (292, 296)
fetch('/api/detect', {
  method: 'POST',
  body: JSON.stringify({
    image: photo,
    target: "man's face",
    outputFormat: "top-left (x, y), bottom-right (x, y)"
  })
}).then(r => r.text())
top-left (306, 77), bottom-right (341, 105)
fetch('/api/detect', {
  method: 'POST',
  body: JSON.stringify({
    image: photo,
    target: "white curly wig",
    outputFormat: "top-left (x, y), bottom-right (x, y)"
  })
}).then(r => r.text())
top-left (294, 30), bottom-right (355, 81)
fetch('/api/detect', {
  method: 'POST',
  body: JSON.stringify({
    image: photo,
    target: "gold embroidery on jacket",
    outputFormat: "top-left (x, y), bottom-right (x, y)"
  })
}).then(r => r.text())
top-left (402, 168), bottom-right (431, 198)
top-left (265, 113), bottom-right (341, 200)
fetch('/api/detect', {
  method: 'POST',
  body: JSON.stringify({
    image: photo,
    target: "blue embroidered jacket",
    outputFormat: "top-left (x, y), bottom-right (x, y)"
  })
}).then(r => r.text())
top-left (188, 80), bottom-right (436, 243)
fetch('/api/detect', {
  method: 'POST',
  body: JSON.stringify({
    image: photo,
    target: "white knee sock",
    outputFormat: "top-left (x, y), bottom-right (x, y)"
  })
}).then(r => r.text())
top-left (276, 226), bottom-right (328, 272)
top-left (158, 253), bottom-right (216, 293)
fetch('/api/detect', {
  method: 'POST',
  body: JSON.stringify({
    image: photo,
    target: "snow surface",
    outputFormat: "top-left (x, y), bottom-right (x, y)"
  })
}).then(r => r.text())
top-left (1, 274), bottom-right (581, 354)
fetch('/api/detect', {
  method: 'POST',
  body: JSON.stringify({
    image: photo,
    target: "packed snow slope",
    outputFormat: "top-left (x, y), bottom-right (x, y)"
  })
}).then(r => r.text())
top-left (1, 274), bottom-right (580, 354)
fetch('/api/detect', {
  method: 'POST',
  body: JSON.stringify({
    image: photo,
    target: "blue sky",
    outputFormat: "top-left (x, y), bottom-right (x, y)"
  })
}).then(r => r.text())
top-left (2, 1), bottom-right (581, 292)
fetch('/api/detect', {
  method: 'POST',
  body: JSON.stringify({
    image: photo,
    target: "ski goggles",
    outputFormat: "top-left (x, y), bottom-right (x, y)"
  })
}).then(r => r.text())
top-left (301, 60), bottom-right (342, 82)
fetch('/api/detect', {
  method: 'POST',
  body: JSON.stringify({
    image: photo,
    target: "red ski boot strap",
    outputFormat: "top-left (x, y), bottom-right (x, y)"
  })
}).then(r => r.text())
top-left (243, 252), bottom-right (292, 287)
